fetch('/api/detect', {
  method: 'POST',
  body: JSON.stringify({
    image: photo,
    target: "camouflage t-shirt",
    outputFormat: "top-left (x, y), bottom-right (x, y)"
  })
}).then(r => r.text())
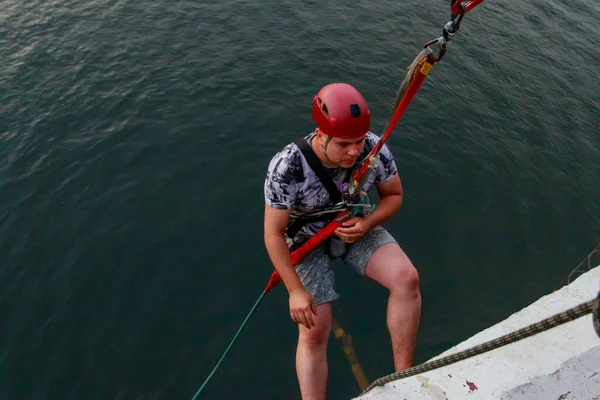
top-left (264, 131), bottom-right (398, 241)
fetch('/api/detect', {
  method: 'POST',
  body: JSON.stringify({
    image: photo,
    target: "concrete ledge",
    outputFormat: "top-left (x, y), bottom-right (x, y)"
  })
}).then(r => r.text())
top-left (354, 266), bottom-right (600, 400)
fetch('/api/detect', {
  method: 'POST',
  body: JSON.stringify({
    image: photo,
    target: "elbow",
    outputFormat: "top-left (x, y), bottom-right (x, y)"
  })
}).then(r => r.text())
top-left (264, 227), bottom-right (286, 246)
top-left (387, 192), bottom-right (403, 211)
top-left (264, 229), bottom-right (274, 245)
top-left (381, 191), bottom-right (403, 203)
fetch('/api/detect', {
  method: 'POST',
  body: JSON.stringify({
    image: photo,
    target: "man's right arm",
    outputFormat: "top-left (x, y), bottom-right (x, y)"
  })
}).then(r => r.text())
top-left (263, 204), bottom-right (303, 293)
top-left (263, 204), bottom-right (317, 329)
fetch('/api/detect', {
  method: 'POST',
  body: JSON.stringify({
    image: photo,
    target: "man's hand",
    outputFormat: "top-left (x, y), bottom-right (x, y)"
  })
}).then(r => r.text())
top-left (289, 287), bottom-right (318, 329)
top-left (334, 216), bottom-right (372, 243)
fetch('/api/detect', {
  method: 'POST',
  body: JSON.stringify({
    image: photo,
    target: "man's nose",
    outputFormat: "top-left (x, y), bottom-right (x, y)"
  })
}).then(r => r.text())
top-left (347, 144), bottom-right (360, 156)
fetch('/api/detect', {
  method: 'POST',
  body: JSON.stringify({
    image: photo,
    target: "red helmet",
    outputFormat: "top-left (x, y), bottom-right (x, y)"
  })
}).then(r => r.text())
top-left (311, 83), bottom-right (371, 139)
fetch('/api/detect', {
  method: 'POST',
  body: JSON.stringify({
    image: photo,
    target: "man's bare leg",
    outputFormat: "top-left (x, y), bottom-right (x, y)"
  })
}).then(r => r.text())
top-left (365, 243), bottom-right (421, 371)
top-left (296, 302), bottom-right (332, 400)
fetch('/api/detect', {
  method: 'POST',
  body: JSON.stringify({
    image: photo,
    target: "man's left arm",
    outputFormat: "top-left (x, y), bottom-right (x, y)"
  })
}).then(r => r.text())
top-left (364, 173), bottom-right (403, 229)
top-left (334, 173), bottom-right (403, 243)
top-left (335, 140), bottom-right (402, 244)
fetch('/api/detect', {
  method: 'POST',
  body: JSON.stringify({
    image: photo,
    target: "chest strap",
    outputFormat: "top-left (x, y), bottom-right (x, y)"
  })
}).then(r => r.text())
top-left (285, 137), bottom-right (348, 239)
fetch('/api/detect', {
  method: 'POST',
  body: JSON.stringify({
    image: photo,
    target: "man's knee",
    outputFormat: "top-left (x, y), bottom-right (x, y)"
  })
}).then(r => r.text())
top-left (393, 263), bottom-right (420, 295)
top-left (299, 325), bottom-right (330, 350)
top-left (367, 243), bottom-right (420, 294)
top-left (298, 308), bottom-right (331, 351)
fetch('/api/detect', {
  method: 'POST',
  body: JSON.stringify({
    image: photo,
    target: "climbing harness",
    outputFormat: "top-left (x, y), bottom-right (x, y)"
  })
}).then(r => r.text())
top-left (361, 294), bottom-right (600, 394)
top-left (191, 1), bottom-right (486, 398)
top-left (284, 137), bottom-right (357, 243)
top-left (285, 136), bottom-right (378, 244)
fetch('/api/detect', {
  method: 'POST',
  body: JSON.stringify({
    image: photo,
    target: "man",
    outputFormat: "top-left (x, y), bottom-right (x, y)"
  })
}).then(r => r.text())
top-left (263, 82), bottom-right (421, 400)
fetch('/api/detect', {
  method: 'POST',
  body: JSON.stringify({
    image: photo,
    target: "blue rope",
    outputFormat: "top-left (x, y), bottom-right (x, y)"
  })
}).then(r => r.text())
top-left (193, 198), bottom-right (374, 398)
top-left (191, 289), bottom-right (268, 399)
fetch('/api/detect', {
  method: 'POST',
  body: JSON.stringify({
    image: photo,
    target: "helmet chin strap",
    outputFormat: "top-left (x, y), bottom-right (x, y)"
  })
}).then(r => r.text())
top-left (315, 128), bottom-right (335, 163)
top-left (322, 135), bottom-right (332, 158)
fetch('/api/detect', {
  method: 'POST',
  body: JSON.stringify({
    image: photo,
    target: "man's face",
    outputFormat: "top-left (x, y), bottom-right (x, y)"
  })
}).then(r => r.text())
top-left (317, 131), bottom-right (366, 168)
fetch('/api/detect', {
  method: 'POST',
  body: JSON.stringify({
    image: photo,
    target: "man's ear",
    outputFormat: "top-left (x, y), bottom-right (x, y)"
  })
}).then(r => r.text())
top-left (315, 128), bottom-right (325, 145)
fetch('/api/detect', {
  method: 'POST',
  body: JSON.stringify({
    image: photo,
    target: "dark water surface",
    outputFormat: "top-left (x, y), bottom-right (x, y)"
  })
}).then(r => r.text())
top-left (1, 0), bottom-right (599, 399)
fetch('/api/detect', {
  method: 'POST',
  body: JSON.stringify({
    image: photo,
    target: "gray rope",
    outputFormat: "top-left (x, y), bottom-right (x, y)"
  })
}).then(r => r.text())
top-left (361, 297), bottom-right (598, 395)
top-left (594, 291), bottom-right (600, 337)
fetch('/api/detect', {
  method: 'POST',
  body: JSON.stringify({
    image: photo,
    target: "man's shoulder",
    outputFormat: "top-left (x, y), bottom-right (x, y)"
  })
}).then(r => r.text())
top-left (358, 131), bottom-right (388, 159)
top-left (266, 132), bottom-right (315, 182)
top-left (364, 131), bottom-right (379, 148)
top-left (364, 131), bottom-right (395, 156)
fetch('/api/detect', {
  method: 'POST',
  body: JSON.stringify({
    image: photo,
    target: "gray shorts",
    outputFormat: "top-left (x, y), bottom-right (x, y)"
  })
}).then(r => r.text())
top-left (292, 225), bottom-right (397, 306)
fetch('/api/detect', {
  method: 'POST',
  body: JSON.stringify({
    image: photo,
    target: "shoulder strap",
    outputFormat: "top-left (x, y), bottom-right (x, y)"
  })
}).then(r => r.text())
top-left (293, 138), bottom-right (342, 204)
top-left (285, 137), bottom-right (351, 241)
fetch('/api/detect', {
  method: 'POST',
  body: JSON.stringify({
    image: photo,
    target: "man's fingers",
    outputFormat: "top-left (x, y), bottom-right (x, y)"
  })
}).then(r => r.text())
top-left (298, 312), bottom-right (310, 329)
top-left (336, 229), bottom-right (351, 237)
top-left (305, 310), bottom-right (315, 328)
top-left (310, 301), bottom-right (318, 316)
top-left (336, 231), bottom-right (362, 243)
top-left (293, 311), bottom-right (309, 329)
top-left (342, 217), bottom-right (360, 226)
top-left (337, 225), bottom-right (358, 233)
top-left (337, 227), bottom-right (362, 238)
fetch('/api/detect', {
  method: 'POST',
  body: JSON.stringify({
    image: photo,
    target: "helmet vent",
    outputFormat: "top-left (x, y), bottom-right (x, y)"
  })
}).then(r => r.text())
top-left (349, 104), bottom-right (361, 117)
